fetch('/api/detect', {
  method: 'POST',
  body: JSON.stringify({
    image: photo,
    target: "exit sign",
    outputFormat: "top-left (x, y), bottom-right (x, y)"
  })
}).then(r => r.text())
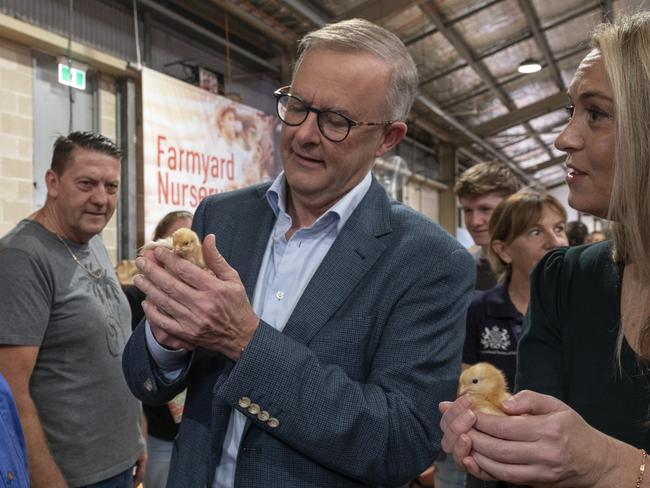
top-left (58, 63), bottom-right (86, 90)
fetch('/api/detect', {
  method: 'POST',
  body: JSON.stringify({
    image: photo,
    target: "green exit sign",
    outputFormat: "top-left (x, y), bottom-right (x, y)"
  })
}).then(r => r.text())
top-left (58, 63), bottom-right (86, 90)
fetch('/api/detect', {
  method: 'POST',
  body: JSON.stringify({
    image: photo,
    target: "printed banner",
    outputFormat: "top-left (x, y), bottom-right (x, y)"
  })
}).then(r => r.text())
top-left (141, 67), bottom-right (277, 240)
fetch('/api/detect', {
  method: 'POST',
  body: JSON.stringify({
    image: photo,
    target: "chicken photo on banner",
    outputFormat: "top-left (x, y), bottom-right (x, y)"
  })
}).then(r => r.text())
top-left (458, 362), bottom-right (512, 415)
top-left (140, 227), bottom-right (206, 269)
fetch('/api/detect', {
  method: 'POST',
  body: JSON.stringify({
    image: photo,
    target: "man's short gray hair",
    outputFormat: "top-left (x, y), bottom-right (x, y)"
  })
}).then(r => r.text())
top-left (293, 18), bottom-right (419, 121)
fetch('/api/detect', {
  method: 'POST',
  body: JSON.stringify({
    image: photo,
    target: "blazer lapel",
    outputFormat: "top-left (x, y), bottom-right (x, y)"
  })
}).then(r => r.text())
top-left (239, 178), bottom-right (392, 441)
top-left (227, 188), bottom-right (276, 300)
top-left (282, 178), bottom-right (392, 345)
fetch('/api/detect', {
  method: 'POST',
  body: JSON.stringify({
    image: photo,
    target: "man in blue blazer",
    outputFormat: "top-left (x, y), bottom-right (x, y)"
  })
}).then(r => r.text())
top-left (124, 18), bottom-right (475, 488)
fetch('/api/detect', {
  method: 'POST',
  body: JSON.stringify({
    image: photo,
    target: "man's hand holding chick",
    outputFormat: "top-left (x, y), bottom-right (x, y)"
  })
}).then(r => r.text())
top-left (134, 233), bottom-right (259, 361)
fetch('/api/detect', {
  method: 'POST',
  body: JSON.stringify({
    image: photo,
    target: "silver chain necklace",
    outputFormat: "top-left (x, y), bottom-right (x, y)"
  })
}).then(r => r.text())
top-left (56, 235), bottom-right (106, 280)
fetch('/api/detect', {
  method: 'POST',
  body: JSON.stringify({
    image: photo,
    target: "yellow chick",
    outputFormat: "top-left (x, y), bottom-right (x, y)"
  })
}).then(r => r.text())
top-left (140, 227), bottom-right (205, 269)
top-left (171, 227), bottom-right (205, 268)
top-left (458, 362), bottom-right (512, 416)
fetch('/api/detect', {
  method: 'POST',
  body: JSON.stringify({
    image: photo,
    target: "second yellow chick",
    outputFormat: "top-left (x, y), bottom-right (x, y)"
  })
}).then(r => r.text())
top-left (458, 362), bottom-right (512, 415)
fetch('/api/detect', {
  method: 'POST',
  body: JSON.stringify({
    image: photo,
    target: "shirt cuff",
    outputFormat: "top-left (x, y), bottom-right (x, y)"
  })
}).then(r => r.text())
top-left (145, 321), bottom-right (189, 380)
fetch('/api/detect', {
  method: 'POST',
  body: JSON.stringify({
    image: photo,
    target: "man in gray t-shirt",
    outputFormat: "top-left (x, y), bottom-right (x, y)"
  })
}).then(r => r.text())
top-left (0, 132), bottom-right (145, 488)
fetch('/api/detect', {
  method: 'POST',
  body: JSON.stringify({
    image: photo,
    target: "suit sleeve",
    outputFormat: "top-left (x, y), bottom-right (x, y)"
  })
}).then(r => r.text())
top-left (215, 242), bottom-right (475, 486)
top-left (515, 248), bottom-right (568, 399)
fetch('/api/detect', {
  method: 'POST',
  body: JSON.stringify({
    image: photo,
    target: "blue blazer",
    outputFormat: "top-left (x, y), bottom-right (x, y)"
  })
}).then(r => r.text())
top-left (123, 177), bottom-right (475, 487)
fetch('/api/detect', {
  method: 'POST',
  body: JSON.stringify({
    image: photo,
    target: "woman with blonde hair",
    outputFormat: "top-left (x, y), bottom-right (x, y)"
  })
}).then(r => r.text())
top-left (440, 12), bottom-right (650, 488)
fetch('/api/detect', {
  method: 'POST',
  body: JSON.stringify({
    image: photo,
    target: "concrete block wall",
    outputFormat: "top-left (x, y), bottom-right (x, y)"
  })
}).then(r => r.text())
top-left (0, 38), bottom-right (120, 264)
top-left (0, 38), bottom-right (33, 238)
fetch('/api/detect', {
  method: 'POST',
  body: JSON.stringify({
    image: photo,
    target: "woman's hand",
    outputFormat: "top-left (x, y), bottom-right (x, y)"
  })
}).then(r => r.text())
top-left (439, 395), bottom-right (486, 476)
top-left (466, 390), bottom-right (611, 487)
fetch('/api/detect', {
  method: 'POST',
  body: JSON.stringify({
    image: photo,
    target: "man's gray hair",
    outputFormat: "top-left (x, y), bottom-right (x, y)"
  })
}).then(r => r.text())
top-left (293, 18), bottom-right (419, 121)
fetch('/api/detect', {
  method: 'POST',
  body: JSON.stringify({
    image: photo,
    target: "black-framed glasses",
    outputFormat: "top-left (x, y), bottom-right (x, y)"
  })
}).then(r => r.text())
top-left (273, 86), bottom-right (394, 142)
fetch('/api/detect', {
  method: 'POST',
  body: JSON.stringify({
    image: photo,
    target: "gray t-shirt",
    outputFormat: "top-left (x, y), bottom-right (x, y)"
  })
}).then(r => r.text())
top-left (0, 220), bottom-right (143, 487)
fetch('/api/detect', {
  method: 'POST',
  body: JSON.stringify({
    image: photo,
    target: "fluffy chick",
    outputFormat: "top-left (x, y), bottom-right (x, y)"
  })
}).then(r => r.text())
top-left (140, 227), bottom-right (205, 269)
top-left (171, 227), bottom-right (205, 268)
top-left (458, 362), bottom-right (512, 416)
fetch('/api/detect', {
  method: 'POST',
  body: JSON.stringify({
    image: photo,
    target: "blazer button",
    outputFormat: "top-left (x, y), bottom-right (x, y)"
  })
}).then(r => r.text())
top-left (267, 417), bottom-right (280, 428)
top-left (248, 403), bottom-right (261, 415)
top-left (238, 397), bottom-right (252, 408)
top-left (144, 378), bottom-right (154, 392)
top-left (257, 410), bottom-right (270, 422)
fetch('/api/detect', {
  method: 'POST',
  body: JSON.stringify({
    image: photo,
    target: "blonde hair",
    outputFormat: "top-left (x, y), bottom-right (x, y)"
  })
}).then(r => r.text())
top-left (593, 12), bottom-right (650, 360)
top-left (487, 190), bottom-right (567, 282)
top-left (293, 18), bottom-right (418, 121)
top-left (454, 162), bottom-right (521, 200)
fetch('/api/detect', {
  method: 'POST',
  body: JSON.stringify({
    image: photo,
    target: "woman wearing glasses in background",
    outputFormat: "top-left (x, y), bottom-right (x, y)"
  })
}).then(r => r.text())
top-left (440, 12), bottom-right (650, 488)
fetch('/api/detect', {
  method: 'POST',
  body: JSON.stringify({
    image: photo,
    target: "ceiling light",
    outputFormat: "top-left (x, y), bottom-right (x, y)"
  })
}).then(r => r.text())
top-left (518, 58), bottom-right (542, 74)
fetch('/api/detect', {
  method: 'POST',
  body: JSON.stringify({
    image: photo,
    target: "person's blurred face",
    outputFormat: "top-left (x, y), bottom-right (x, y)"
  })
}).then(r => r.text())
top-left (555, 49), bottom-right (615, 218)
top-left (280, 49), bottom-right (406, 214)
top-left (493, 205), bottom-right (568, 279)
top-left (46, 148), bottom-right (121, 243)
top-left (163, 217), bottom-right (193, 239)
top-left (459, 193), bottom-right (504, 247)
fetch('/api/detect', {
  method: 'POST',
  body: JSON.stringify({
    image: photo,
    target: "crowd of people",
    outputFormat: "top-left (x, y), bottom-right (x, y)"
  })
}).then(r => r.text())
top-left (0, 10), bottom-right (648, 488)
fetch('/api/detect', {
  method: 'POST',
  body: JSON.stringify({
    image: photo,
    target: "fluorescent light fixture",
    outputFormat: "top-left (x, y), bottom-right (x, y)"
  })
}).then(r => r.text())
top-left (518, 58), bottom-right (542, 74)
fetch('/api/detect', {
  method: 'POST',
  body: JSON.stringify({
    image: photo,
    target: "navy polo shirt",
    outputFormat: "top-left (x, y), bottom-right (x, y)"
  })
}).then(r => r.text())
top-left (462, 282), bottom-right (523, 391)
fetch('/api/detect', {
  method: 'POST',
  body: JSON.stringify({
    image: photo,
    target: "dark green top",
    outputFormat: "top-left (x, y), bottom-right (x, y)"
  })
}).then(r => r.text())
top-left (516, 240), bottom-right (650, 450)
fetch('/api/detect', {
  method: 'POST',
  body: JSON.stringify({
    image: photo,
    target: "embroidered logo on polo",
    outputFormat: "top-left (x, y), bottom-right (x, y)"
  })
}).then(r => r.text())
top-left (480, 326), bottom-right (511, 351)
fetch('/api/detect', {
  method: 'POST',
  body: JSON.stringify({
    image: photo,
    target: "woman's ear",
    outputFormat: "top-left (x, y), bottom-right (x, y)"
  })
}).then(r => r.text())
top-left (491, 240), bottom-right (512, 264)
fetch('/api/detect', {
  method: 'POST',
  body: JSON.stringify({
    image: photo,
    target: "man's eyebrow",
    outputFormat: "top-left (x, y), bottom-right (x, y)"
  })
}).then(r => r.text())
top-left (290, 90), bottom-right (351, 116)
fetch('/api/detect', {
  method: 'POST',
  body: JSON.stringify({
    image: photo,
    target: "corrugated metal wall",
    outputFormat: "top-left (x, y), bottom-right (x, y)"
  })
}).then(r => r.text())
top-left (0, 0), bottom-right (137, 61)
top-left (0, 0), bottom-right (278, 114)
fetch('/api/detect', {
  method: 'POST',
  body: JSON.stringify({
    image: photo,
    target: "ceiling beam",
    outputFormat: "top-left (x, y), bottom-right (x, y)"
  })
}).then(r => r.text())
top-left (443, 44), bottom-right (588, 110)
top-left (279, 0), bottom-right (328, 27)
top-left (419, 29), bottom-right (531, 87)
top-left (411, 117), bottom-right (493, 168)
top-left (420, 2), bottom-right (511, 109)
top-left (524, 155), bottom-right (566, 174)
top-left (421, 2), bottom-right (600, 91)
top-left (139, 0), bottom-right (279, 72)
top-left (405, 0), bottom-right (503, 46)
top-left (518, 0), bottom-right (565, 91)
top-left (206, 0), bottom-right (296, 48)
top-left (416, 95), bottom-right (533, 184)
top-left (474, 91), bottom-right (569, 136)
top-left (420, 1), bottom-right (553, 160)
top-left (411, 116), bottom-right (464, 145)
top-left (339, 0), bottom-right (425, 24)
